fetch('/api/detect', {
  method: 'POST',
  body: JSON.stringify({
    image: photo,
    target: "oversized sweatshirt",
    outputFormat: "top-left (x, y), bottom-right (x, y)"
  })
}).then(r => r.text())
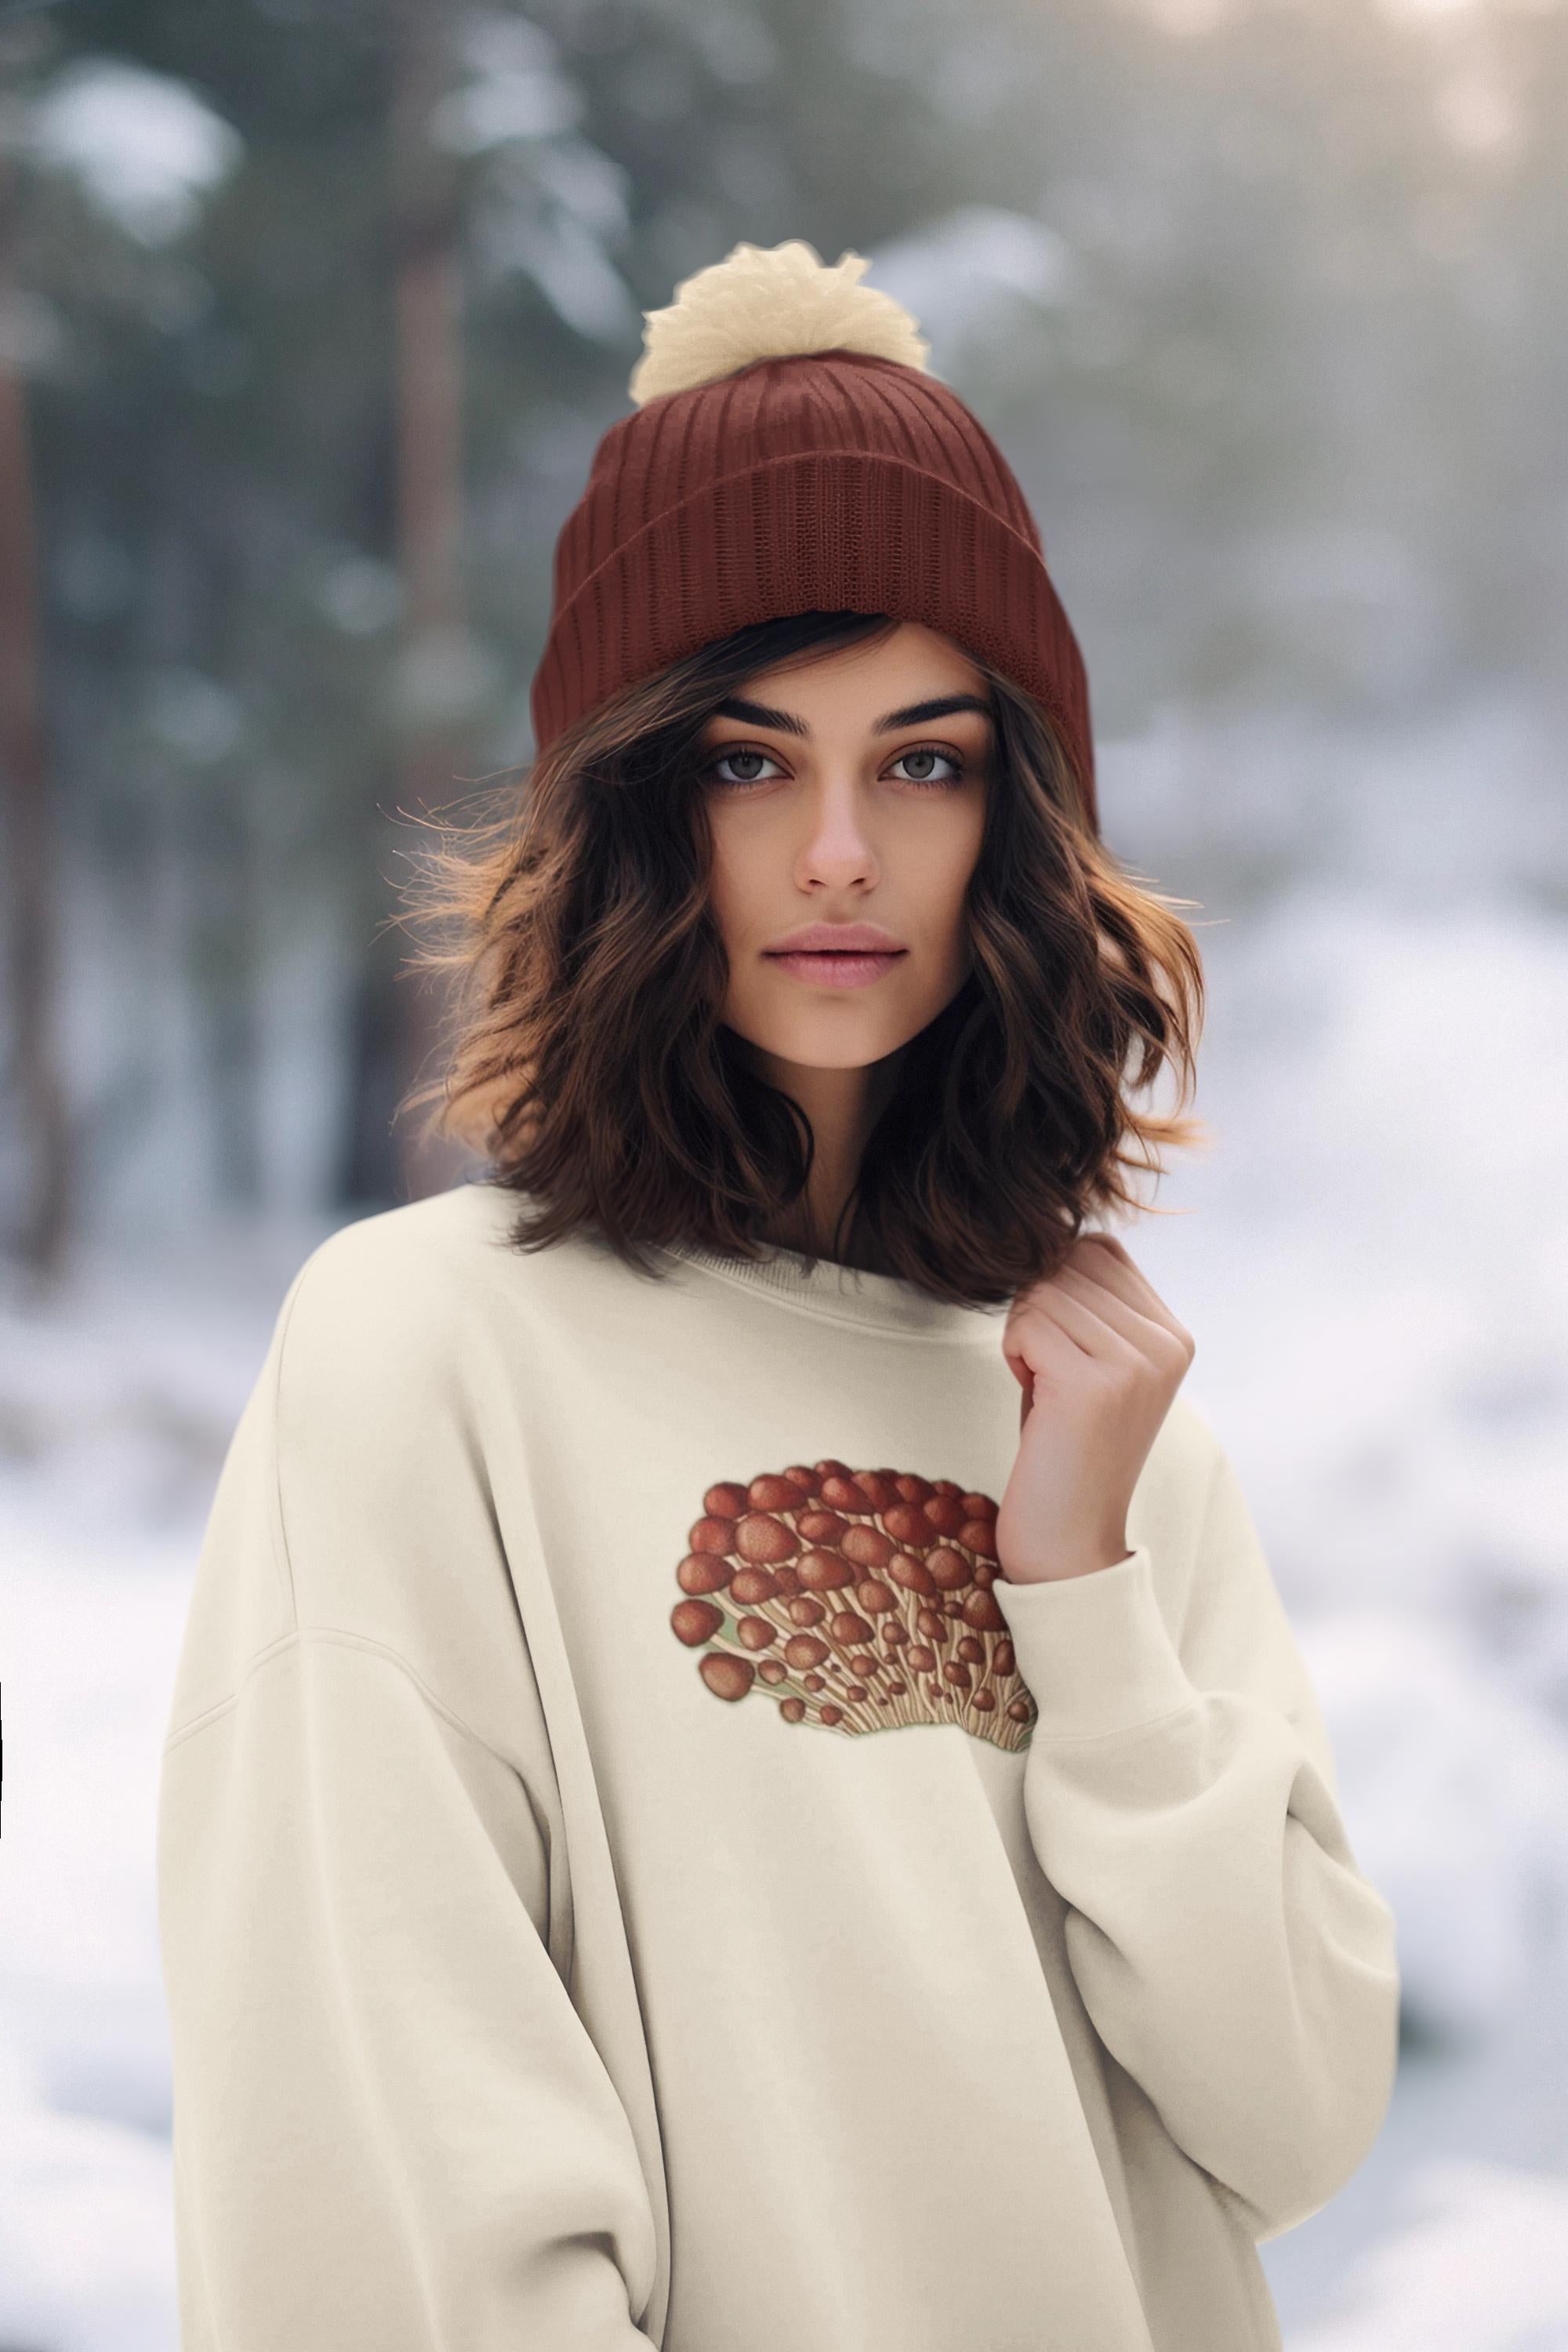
top-left (156, 1177), bottom-right (1400, 2352)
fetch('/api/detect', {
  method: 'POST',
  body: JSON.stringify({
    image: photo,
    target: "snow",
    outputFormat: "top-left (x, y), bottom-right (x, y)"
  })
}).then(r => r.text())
top-left (1288, 2163), bottom-right (1568, 2350)
top-left (432, 13), bottom-right (582, 151)
top-left (867, 206), bottom-right (1081, 365)
top-left (446, 13), bottom-right (637, 343)
top-left (1137, 883), bottom-right (1568, 1639)
top-left (29, 60), bottom-right (242, 248)
top-left (3, 713), bottom-right (1567, 2345)
top-left (1294, 1607), bottom-right (1568, 2037)
top-left (0, 2089), bottom-right (175, 2352)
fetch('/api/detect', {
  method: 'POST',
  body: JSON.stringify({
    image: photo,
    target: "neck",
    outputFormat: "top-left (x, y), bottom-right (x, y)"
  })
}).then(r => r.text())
top-left (742, 1046), bottom-right (903, 1274)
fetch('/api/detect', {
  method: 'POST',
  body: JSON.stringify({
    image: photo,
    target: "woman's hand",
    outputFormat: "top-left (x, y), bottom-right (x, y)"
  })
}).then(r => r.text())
top-left (994, 1233), bottom-right (1196, 1584)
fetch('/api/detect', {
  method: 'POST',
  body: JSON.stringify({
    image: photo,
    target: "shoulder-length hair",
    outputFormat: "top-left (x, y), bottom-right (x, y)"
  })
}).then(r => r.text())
top-left (400, 609), bottom-right (1208, 1308)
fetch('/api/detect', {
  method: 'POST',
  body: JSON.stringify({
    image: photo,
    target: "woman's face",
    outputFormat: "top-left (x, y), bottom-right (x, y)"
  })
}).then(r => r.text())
top-left (698, 621), bottom-right (992, 1075)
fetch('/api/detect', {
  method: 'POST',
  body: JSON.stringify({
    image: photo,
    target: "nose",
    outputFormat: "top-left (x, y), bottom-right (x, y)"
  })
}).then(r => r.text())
top-left (794, 771), bottom-right (879, 895)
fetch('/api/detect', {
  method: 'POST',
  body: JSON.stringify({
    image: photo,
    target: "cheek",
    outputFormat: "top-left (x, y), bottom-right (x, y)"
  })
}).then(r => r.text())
top-left (703, 818), bottom-right (783, 1029)
top-left (702, 815), bottom-right (753, 953)
top-left (919, 819), bottom-right (985, 974)
top-left (927, 906), bottom-right (975, 997)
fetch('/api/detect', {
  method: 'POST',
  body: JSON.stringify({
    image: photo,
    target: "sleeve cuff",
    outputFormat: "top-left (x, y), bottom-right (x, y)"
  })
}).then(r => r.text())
top-left (990, 1542), bottom-right (1199, 1741)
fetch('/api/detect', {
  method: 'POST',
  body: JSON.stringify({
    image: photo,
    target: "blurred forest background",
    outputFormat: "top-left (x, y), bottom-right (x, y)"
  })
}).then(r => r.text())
top-left (3, 0), bottom-right (1566, 1251)
top-left (4, 2), bottom-right (1568, 2347)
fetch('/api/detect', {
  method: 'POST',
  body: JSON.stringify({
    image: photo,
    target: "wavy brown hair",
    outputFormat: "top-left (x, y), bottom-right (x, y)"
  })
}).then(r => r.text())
top-left (399, 609), bottom-right (1210, 1308)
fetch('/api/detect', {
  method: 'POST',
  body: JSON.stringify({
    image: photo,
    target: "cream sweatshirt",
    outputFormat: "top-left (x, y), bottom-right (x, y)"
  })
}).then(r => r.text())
top-left (156, 1178), bottom-right (1399, 2352)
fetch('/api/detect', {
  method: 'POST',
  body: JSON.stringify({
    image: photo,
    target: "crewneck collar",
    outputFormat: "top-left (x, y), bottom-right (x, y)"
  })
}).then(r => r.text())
top-left (659, 1235), bottom-right (1009, 1343)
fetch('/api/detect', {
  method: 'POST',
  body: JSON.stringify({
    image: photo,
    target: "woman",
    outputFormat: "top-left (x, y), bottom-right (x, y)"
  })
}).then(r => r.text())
top-left (157, 241), bottom-right (1399, 2352)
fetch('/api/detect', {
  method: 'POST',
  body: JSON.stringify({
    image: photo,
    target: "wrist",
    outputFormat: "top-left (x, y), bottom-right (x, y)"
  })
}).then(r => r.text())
top-left (999, 1542), bottom-right (1133, 1586)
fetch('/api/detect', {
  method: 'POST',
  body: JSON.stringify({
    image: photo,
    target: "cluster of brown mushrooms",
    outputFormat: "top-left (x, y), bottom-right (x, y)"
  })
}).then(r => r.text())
top-left (669, 1459), bottom-right (1037, 1750)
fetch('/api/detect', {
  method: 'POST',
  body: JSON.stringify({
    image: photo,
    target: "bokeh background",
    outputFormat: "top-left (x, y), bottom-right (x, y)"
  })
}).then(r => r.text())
top-left (2, 0), bottom-right (1567, 2344)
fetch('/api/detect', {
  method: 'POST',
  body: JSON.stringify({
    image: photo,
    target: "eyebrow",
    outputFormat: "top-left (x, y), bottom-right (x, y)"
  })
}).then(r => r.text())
top-left (710, 692), bottom-right (994, 737)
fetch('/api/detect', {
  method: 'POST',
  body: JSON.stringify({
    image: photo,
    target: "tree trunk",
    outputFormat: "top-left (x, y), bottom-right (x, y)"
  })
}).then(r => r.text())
top-left (387, 0), bottom-right (476, 1201)
top-left (0, 150), bottom-right (71, 1275)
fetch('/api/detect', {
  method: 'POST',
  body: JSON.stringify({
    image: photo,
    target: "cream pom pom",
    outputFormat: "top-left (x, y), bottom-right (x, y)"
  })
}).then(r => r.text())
top-left (628, 238), bottom-right (930, 407)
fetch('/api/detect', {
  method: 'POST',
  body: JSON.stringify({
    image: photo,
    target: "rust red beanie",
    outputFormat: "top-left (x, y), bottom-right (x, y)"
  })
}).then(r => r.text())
top-left (530, 241), bottom-right (1098, 833)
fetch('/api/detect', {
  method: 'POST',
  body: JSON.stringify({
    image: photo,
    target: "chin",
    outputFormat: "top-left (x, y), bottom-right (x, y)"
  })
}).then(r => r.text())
top-left (779, 1034), bottom-right (894, 1073)
top-left (731, 1008), bottom-right (922, 1073)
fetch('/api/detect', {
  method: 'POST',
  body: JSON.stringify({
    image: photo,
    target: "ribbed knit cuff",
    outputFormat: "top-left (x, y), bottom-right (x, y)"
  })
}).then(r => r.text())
top-left (991, 1543), bottom-right (1199, 1742)
top-left (531, 447), bottom-right (1094, 812)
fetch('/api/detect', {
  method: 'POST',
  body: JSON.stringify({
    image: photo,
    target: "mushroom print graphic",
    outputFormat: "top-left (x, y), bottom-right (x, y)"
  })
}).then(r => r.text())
top-left (669, 1461), bottom-right (1037, 1750)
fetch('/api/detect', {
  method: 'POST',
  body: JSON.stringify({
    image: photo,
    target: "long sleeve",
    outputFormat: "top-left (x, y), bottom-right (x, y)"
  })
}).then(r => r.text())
top-left (155, 1276), bottom-right (662, 2350)
top-left (990, 1419), bottom-right (1401, 2244)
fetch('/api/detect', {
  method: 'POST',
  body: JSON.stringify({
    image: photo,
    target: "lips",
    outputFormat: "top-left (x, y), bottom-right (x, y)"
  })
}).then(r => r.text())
top-left (763, 944), bottom-right (907, 991)
top-left (763, 924), bottom-right (906, 956)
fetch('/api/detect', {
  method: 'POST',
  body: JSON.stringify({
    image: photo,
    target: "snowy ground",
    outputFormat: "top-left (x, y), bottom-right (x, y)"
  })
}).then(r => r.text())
top-left (3, 736), bottom-right (1567, 2346)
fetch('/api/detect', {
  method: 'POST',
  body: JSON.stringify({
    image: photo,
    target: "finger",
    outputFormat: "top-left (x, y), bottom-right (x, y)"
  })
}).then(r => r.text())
top-left (1053, 1235), bottom-right (1145, 1311)
top-left (1057, 1237), bottom-right (1191, 1349)
top-left (1003, 1307), bottom-right (1084, 1387)
top-left (1049, 1264), bottom-right (1193, 1361)
top-left (1005, 1235), bottom-right (1164, 1345)
top-left (1010, 1283), bottom-right (1144, 1370)
top-left (1006, 1240), bottom-right (1147, 1335)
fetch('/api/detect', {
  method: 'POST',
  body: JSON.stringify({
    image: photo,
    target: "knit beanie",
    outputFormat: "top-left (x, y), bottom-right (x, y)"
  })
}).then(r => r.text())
top-left (530, 240), bottom-right (1098, 832)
